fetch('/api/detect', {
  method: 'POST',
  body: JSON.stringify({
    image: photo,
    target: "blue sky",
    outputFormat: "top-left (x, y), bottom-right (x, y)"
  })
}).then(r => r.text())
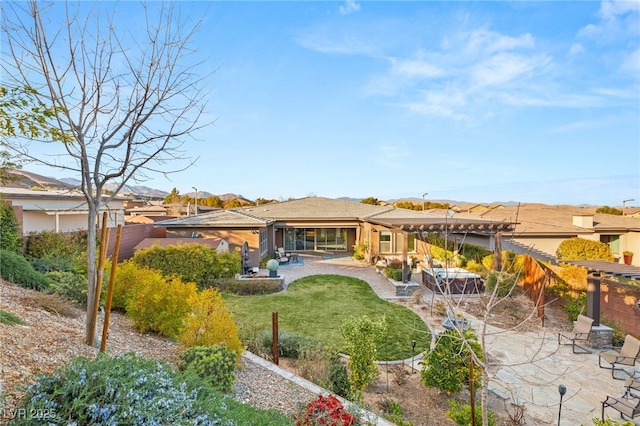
top-left (17, 1), bottom-right (640, 206)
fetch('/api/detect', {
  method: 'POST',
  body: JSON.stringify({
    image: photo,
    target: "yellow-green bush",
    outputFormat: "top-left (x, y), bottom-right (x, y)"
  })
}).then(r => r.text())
top-left (178, 288), bottom-right (243, 354)
top-left (126, 275), bottom-right (197, 338)
top-left (556, 237), bottom-right (614, 262)
top-left (111, 261), bottom-right (161, 310)
top-left (557, 264), bottom-right (588, 292)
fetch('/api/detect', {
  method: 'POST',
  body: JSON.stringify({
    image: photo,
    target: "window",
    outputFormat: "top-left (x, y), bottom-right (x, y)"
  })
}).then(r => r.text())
top-left (379, 231), bottom-right (392, 253)
top-left (259, 229), bottom-right (268, 254)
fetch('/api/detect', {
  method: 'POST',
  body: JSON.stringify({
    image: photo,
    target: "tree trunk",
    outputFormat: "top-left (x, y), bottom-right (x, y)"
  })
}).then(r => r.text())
top-left (85, 201), bottom-right (98, 345)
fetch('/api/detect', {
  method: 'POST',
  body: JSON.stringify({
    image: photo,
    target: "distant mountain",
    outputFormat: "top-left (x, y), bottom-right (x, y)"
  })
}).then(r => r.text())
top-left (3, 170), bottom-right (75, 190)
top-left (60, 176), bottom-right (169, 199)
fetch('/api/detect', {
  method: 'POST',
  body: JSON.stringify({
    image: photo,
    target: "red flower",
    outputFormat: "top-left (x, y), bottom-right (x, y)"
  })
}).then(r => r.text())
top-left (295, 394), bottom-right (357, 426)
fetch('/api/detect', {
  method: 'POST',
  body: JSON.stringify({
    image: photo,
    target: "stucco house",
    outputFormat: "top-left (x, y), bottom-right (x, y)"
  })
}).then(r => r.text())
top-left (0, 187), bottom-right (125, 235)
top-left (455, 204), bottom-right (640, 266)
top-left (155, 196), bottom-right (514, 268)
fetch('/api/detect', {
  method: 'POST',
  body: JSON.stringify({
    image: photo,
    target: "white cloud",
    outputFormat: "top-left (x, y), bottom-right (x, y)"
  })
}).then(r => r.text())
top-left (578, 0), bottom-right (640, 40)
top-left (568, 43), bottom-right (584, 56)
top-left (466, 29), bottom-right (535, 55)
top-left (389, 58), bottom-right (444, 78)
top-left (620, 48), bottom-right (640, 74)
top-left (339, 0), bottom-right (361, 16)
top-left (470, 53), bottom-right (544, 88)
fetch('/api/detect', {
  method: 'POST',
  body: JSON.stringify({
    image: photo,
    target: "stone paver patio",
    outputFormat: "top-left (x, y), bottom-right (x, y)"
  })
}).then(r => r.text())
top-left (273, 254), bottom-right (639, 426)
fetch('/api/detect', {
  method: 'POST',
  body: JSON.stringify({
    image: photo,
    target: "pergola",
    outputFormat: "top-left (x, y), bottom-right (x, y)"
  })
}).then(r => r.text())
top-left (366, 217), bottom-right (516, 282)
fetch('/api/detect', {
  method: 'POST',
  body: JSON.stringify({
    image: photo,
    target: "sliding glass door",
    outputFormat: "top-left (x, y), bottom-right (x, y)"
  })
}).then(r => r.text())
top-left (283, 227), bottom-right (348, 251)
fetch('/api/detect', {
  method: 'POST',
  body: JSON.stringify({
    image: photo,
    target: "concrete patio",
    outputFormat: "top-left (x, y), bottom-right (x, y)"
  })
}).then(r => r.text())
top-left (273, 254), bottom-right (638, 426)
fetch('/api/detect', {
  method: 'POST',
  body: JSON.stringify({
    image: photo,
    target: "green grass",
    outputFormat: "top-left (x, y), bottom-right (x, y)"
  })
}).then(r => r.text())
top-left (224, 274), bottom-right (431, 360)
top-left (0, 308), bottom-right (25, 325)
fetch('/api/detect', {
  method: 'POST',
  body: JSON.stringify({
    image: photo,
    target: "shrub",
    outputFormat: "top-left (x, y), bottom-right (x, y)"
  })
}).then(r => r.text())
top-left (340, 315), bottom-right (387, 394)
top-left (446, 399), bottom-right (496, 426)
top-left (460, 244), bottom-right (491, 264)
top-left (0, 249), bottom-right (51, 291)
top-left (327, 360), bottom-right (351, 399)
top-left (383, 262), bottom-right (412, 282)
top-left (294, 394), bottom-right (356, 426)
top-left (12, 352), bottom-right (293, 426)
top-left (0, 308), bottom-right (25, 325)
top-left (557, 265), bottom-right (588, 292)
top-left (46, 271), bottom-right (89, 307)
top-left (133, 244), bottom-right (241, 288)
top-left (564, 292), bottom-right (587, 322)
top-left (24, 230), bottom-right (88, 273)
top-left (208, 277), bottom-right (283, 295)
top-left (378, 398), bottom-right (413, 426)
top-left (111, 260), bottom-right (158, 310)
top-left (178, 287), bottom-right (243, 354)
top-left (421, 329), bottom-right (483, 395)
top-left (0, 201), bottom-right (22, 253)
top-left (556, 237), bottom-right (614, 262)
top-left (259, 330), bottom-right (325, 359)
top-left (126, 274), bottom-right (198, 338)
top-left (178, 345), bottom-right (238, 394)
top-left (485, 272), bottom-right (518, 298)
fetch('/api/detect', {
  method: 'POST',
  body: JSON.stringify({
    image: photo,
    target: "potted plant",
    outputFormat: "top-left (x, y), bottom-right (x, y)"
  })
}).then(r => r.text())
top-left (623, 251), bottom-right (634, 265)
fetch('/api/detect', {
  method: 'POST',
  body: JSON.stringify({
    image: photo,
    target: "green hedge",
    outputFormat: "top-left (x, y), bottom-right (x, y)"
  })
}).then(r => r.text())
top-left (0, 202), bottom-right (22, 253)
top-left (206, 278), bottom-right (283, 295)
top-left (556, 237), bottom-right (614, 262)
top-left (133, 244), bottom-right (241, 288)
top-left (0, 249), bottom-right (51, 291)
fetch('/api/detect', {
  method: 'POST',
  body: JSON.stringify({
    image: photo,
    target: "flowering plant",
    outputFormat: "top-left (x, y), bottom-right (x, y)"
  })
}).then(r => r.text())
top-left (296, 394), bottom-right (357, 426)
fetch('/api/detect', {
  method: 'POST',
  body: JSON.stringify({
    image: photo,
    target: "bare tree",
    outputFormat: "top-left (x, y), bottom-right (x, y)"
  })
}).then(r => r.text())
top-left (1, 1), bottom-right (210, 344)
top-left (419, 229), bottom-right (566, 426)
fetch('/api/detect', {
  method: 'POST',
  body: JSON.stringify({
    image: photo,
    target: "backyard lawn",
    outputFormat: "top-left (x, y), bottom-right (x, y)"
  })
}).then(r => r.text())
top-left (224, 274), bottom-right (431, 360)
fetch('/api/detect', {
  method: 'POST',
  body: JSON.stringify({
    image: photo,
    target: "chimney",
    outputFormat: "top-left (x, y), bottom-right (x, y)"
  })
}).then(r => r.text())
top-left (573, 215), bottom-right (594, 229)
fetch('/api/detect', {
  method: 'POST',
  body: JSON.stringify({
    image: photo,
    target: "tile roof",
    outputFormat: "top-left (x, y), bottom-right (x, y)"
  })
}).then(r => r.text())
top-left (158, 209), bottom-right (272, 228)
top-left (156, 196), bottom-right (513, 231)
top-left (455, 204), bottom-right (640, 234)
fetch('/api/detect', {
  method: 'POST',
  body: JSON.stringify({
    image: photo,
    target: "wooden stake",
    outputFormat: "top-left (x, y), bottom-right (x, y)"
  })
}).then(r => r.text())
top-left (88, 212), bottom-right (109, 347)
top-left (100, 224), bottom-right (122, 352)
top-left (272, 312), bottom-right (279, 365)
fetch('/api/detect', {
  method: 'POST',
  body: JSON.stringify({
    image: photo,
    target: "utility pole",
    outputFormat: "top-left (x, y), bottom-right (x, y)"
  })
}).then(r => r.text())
top-left (623, 198), bottom-right (634, 216)
top-left (422, 192), bottom-right (428, 211)
top-left (192, 186), bottom-right (198, 215)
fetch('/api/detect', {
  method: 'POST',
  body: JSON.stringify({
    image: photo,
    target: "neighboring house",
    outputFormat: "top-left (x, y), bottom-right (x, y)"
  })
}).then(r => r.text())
top-left (156, 196), bottom-right (514, 267)
top-left (0, 187), bottom-right (125, 235)
top-left (133, 237), bottom-right (229, 253)
top-left (455, 204), bottom-right (640, 265)
top-left (126, 203), bottom-right (168, 217)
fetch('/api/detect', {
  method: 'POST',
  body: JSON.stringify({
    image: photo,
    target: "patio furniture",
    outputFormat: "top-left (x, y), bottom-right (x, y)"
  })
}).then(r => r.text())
top-left (601, 393), bottom-right (640, 422)
top-left (599, 334), bottom-right (640, 379)
top-left (624, 377), bottom-right (640, 399)
top-left (275, 251), bottom-right (289, 264)
top-left (276, 247), bottom-right (291, 257)
top-left (557, 314), bottom-right (594, 354)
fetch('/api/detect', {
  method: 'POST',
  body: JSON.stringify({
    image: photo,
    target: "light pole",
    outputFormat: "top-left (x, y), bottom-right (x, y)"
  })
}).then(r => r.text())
top-left (558, 384), bottom-right (566, 425)
top-left (192, 186), bottom-right (198, 216)
top-left (422, 193), bottom-right (428, 211)
top-left (623, 198), bottom-right (634, 216)
top-left (411, 340), bottom-right (416, 373)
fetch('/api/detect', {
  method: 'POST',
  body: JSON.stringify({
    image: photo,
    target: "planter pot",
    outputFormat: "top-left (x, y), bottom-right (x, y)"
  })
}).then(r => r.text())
top-left (624, 254), bottom-right (633, 265)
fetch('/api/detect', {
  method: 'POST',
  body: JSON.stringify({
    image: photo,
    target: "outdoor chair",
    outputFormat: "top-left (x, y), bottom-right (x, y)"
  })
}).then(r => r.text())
top-left (624, 377), bottom-right (640, 399)
top-left (276, 247), bottom-right (291, 257)
top-left (599, 334), bottom-right (640, 379)
top-left (601, 393), bottom-right (640, 422)
top-left (275, 251), bottom-right (289, 264)
top-left (557, 314), bottom-right (594, 354)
